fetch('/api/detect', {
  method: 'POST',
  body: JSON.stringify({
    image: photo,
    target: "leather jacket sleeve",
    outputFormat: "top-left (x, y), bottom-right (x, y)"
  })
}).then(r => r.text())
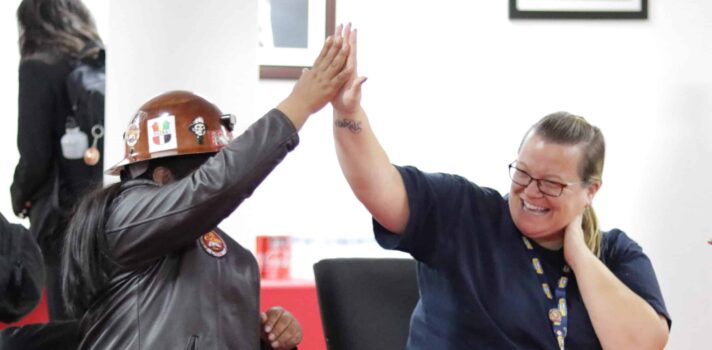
top-left (105, 109), bottom-right (299, 269)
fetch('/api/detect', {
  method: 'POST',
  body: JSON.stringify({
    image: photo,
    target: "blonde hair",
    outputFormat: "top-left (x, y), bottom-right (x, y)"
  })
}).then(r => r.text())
top-left (522, 112), bottom-right (605, 257)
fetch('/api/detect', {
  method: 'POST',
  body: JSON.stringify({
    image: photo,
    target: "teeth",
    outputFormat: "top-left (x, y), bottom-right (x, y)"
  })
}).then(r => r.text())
top-left (523, 201), bottom-right (547, 212)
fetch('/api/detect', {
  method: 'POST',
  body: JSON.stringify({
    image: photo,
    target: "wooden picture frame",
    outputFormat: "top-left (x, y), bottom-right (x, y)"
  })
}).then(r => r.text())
top-left (258, 0), bottom-right (336, 79)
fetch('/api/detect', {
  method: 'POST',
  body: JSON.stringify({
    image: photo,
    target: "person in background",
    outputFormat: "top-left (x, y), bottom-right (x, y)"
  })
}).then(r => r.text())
top-left (61, 27), bottom-right (353, 349)
top-left (330, 26), bottom-right (670, 349)
top-left (12, 0), bottom-right (104, 321)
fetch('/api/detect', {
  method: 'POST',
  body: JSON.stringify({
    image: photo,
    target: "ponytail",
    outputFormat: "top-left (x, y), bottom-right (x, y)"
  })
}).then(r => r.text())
top-left (582, 206), bottom-right (602, 257)
top-left (61, 182), bottom-right (122, 317)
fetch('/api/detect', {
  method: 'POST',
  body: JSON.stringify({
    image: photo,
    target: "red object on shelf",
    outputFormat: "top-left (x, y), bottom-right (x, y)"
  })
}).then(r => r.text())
top-left (0, 290), bottom-right (50, 330)
top-left (256, 235), bottom-right (292, 280)
top-left (261, 279), bottom-right (326, 350)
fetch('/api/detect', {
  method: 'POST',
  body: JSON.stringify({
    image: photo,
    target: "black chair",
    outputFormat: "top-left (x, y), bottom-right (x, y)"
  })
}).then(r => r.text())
top-left (313, 258), bottom-right (419, 350)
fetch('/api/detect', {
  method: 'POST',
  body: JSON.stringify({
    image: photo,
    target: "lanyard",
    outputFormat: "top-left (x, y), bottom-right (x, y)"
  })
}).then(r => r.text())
top-left (522, 236), bottom-right (571, 350)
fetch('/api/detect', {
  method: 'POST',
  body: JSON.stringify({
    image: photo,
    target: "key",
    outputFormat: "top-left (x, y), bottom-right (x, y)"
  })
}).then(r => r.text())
top-left (84, 124), bottom-right (104, 166)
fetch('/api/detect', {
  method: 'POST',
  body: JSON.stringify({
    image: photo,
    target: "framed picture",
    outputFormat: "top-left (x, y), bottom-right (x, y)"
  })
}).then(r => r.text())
top-left (258, 0), bottom-right (336, 79)
top-left (509, 0), bottom-right (648, 19)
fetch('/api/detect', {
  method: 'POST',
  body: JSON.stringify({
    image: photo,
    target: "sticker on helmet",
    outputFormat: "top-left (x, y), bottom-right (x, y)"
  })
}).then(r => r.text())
top-left (208, 130), bottom-right (231, 146)
top-left (125, 111), bottom-right (145, 147)
top-left (189, 117), bottom-right (207, 144)
top-left (200, 230), bottom-right (227, 258)
top-left (148, 114), bottom-right (178, 153)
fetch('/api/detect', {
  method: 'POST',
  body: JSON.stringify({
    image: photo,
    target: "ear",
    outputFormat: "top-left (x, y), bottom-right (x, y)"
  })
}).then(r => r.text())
top-left (152, 166), bottom-right (174, 185)
top-left (585, 180), bottom-right (602, 205)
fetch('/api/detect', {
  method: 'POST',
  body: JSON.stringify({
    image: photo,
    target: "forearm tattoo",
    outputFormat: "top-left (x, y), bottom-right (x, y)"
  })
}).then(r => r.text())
top-left (334, 118), bottom-right (362, 134)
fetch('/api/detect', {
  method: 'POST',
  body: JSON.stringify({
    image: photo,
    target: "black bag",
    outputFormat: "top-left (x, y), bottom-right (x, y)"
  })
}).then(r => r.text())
top-left (0, 321), bottom-right (79, 350)
top-left (0, 212), bottom-right (44, 323)
top-left (65, 48), bottom-right (105, 147)
top-left (53, 48), bottom-right (106, 214)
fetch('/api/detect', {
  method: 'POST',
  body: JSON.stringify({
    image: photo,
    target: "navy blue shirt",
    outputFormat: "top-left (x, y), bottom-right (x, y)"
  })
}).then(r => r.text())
top-left (375, 166), bottom-right (670, 349)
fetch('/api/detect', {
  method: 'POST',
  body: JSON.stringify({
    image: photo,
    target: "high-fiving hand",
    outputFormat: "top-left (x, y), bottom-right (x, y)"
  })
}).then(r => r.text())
top-left (331, 23), bottom-right (367, 115)
top-left (278, 24), bottom-right (354, 130)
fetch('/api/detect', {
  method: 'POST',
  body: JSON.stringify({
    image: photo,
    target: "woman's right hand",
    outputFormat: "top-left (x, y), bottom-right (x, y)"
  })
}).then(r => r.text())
top-left (331, 23), bottom-right (366, 115)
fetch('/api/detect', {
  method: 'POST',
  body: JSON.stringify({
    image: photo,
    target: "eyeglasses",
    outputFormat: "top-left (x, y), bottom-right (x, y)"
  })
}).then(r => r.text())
top-left (508, 162), bottom-right (584, 197)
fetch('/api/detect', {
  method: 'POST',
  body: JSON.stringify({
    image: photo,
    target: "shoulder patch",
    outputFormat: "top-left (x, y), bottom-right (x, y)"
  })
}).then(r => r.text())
top-left (200, 230), bottom-right (227, 258)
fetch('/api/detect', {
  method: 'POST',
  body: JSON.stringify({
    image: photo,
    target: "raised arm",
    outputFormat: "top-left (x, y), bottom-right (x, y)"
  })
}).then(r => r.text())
top-left (106, 30), bottom-right (354, 268)
top-left (331, 25), bottom-right (409, 234)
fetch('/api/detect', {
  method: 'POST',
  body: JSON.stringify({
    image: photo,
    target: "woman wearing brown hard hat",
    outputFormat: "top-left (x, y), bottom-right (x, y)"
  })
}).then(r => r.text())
top-left (61, 26), bottom-right (355, 350)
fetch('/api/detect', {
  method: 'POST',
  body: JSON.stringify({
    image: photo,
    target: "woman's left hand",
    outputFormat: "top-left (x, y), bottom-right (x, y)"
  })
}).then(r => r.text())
top-left (261, 306), bottom-right (303, 349)
top-left (563, 212), bottom-right (591, 268)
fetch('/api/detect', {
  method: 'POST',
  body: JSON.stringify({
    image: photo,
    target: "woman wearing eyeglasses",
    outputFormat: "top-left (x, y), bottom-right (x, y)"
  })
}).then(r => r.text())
top-left (330, 28), bottom-right (670, 349)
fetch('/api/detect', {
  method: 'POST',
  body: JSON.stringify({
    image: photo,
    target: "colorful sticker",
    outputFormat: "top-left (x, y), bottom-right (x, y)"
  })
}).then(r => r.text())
top-left (189, 116), bottom-right (207, 144)
top-left (125, 111), bottom-right (145, 147)
top-left (148, 114), bottom-right (178, 153)
top-left (200, 230), bottom-right (227, 258)
top-left (208, 129), bottom-right (230, 147)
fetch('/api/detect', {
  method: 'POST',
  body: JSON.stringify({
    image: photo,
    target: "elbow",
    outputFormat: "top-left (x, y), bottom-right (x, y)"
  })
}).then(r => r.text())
top-left (649, 314), bottom-right (670, 349)
top-left (603, 319), bottom-right (669, 350)
top-left (620, 322), bottom-right (670, 350)
top-left (650, 324), bottom-right (670, 350)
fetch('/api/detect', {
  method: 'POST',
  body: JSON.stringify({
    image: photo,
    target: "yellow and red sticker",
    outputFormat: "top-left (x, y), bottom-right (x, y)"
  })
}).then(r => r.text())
top-left (200, 230), bottom-right (227, 258)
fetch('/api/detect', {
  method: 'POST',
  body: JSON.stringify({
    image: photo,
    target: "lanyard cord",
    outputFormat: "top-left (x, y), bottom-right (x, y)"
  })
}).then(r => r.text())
top-left (522, 236), bottom-right (571, 350)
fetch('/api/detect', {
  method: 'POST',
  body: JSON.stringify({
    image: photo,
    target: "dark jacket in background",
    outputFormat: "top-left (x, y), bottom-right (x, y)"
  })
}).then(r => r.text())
top-left (11, 51), bottom-right (102, 321)
top-left (12, 51), bottom-right (103, 222)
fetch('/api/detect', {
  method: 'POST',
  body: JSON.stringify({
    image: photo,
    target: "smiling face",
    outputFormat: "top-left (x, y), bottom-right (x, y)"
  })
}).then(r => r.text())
top-left (508, 132), bottom-right (600, 248)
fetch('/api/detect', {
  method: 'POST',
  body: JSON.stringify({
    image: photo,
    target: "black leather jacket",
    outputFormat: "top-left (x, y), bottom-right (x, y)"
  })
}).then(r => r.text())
top-left (78, 109), bottom-right (299, 349)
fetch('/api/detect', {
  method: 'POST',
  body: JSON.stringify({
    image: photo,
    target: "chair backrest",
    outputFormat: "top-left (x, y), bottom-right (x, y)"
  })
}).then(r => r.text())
top-left (313, 258), bottom-right (419, 350)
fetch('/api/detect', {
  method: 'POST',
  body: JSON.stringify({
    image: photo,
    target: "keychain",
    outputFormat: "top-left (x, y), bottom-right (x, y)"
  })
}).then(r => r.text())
top-left (84, 124), bottom-right (104, 166)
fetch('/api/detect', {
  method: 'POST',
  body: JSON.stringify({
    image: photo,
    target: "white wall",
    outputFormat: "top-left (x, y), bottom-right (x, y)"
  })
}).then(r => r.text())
top-left (1, 0), bottom-right (710, 348)
top-left (252, 1), bottom-right (712, 348)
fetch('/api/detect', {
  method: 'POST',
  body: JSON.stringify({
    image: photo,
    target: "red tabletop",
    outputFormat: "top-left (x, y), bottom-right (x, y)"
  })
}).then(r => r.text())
top-left (261, 279), bottom-right (326, 350)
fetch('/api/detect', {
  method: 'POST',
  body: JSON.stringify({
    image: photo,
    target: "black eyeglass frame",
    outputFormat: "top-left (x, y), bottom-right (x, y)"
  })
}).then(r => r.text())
top-left (507, 162), bottom-right (587, 197)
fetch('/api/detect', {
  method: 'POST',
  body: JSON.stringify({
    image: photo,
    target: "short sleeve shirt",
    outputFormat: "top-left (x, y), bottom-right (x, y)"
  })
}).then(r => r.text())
top-left (374, 166), bottom-right (671, 349)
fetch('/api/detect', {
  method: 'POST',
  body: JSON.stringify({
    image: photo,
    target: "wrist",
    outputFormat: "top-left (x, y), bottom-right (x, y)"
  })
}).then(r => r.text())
top-left (277, 96), bottom-right (312, 131)
top-left (566, 247), bottom-right (597, 271)
top-left (333, 105), bottom-right (363, 120)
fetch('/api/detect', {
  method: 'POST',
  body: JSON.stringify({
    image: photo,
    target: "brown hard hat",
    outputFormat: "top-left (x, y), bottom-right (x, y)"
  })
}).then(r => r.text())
top-left (107, 90), bottom-right (236, 175)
